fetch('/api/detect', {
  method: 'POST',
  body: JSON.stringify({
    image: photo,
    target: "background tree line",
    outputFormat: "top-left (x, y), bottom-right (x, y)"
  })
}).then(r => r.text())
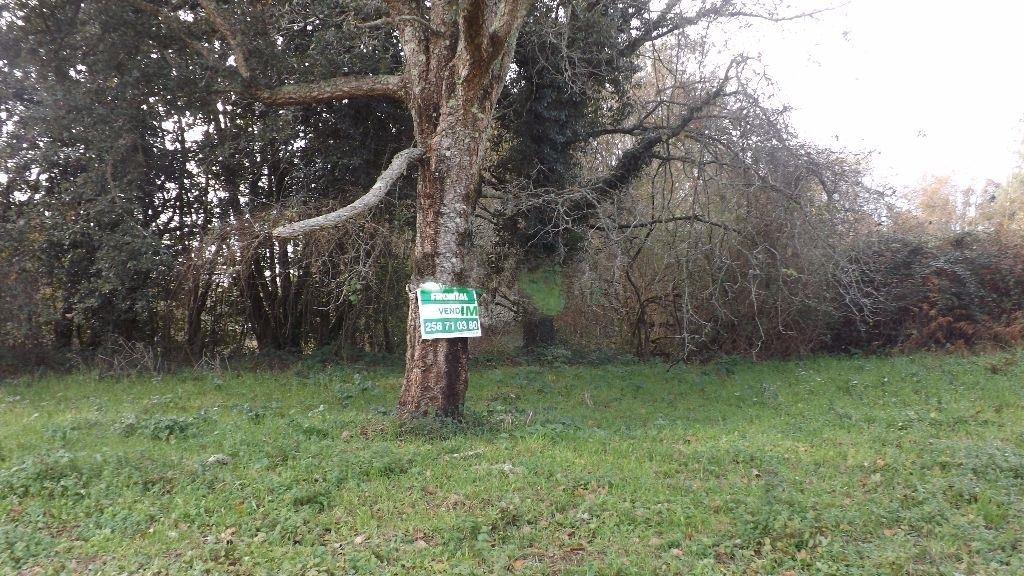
top-left (1, 0), bottom-right (1022, 374)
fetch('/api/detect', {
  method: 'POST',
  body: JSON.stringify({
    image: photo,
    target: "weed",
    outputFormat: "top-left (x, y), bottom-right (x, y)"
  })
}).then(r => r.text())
top-left (114, 414), bottom-right (199, 440)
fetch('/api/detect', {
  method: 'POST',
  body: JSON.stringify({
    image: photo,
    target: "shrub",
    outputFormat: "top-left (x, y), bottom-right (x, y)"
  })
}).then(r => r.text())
top-left (830, 230), bottom-right (1024, 352)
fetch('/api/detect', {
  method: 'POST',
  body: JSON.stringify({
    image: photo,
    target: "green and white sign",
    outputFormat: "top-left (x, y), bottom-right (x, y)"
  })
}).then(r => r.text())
top-left (417, 283), bottom-right (482, 339)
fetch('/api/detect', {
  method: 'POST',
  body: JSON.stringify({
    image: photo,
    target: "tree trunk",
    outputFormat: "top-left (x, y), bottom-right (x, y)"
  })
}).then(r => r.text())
top-left (53, 301), bottom-right (74, 350)
top-left (263, 0), bottom-right (533, 418)
top-left (394, 4), bottom-right (530, 417)
top-left (522, 309), bottom-right (558, 349)
top-left (398, 114), bottom-right (490, 417)
top-left (185, 275), bottom-right (212, 356)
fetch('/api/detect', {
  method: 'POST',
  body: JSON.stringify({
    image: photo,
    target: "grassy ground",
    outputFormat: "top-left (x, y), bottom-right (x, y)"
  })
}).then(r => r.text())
top-left (1, 352), bottom-right (1023, 575)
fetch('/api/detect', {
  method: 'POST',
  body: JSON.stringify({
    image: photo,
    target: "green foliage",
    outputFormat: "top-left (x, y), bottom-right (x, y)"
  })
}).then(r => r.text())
top-left (0, 0), bottom-right (413, 358)
top-left (0, 524), bottom-right (58, 568)
top-left (1, 353), bottom-right (1023, 574)
top-left (113, 414), bottom-right (200, 441)
top-left (517, 266), bottom-right (565, 316)
top-left (491, 0), bottom-right (644, 263)
top-left (0, 449), bottom-right (84, 498)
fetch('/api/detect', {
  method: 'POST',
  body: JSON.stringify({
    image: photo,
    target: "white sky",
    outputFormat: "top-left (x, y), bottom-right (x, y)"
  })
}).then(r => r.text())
top-left (731, 0), bottom-right (1024, 190)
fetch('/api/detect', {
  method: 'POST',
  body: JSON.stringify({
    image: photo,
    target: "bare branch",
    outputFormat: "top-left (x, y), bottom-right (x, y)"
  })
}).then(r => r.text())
top-left (254, 75), bottom-right (408, 106)
top-left (273, 148), bottom-right (424, 238)
top-left (719, 6), bottom-right (838, 23)
top-left (620, 0), bottom-right (684, 55)
top-left (582, 58), bottom-right (740, 200)
top-left (621, 0), bottom-right (838, 56)
top-left (615, 213), bottom-right (739, 234)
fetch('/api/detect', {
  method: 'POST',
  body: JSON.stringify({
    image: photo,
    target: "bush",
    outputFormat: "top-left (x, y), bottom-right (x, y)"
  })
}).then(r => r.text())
top-left (829, 230), bottom-right (1024, 352)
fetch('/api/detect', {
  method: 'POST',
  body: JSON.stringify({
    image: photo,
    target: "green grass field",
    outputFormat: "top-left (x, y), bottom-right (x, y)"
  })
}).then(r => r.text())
top-left (2, 352), bottom-right (1023, 575)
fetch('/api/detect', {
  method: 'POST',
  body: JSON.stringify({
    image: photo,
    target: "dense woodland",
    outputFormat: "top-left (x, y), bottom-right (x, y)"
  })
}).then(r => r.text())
top-left (1, 0), bottom-right (1023, 375)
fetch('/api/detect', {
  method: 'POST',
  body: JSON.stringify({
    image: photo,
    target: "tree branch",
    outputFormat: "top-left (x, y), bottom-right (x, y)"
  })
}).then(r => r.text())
top-left (254, 74), bottom-right (408, 106)
top-left (357, 15), bottom-right (443, 36)
top-left (127, 0), bottom-right (408, 106)
top-left (197, 0), bottom-right (251, 78)
top-left (615, 213), bottom-right (738, 234)
top-left (489, 0), bottom-right (534, 49)
top-left (621, 0), bottom-right (836, 56)
top-left (718, 6), bottom-right (837, 23)
top-left (581, 59), bottom-right (739, 200)
top-left (273, 148), bottom-right (424, 238)
top-left (620, 0), bottom-right (684, 55)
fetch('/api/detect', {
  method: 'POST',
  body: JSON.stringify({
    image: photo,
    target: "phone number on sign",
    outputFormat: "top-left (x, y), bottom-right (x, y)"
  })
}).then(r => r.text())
top-left (424, 319), bottom-right (479, 332)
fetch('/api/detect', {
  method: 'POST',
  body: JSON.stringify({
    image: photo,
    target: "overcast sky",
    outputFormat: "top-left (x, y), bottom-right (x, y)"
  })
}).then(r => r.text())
top-left (729, 0), bottom-right (1024, 189)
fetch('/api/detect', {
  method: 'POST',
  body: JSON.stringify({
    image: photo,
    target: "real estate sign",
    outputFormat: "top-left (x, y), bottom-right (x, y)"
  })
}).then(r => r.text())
top-left (417, 284), bottom-right (482, 339)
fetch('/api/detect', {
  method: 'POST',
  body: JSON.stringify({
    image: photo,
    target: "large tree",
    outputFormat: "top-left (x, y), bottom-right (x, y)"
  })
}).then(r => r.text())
top-left (1, 0), bottom-right (820, 415)
top-left (129, 0), bottom-right (803, 417)
top-left (166, 0), bottom-right (537, 417)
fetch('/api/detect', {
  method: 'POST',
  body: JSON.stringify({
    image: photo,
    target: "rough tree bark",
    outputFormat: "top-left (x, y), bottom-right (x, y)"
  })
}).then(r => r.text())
top-left (389, 0), bottom-right (533, 418)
